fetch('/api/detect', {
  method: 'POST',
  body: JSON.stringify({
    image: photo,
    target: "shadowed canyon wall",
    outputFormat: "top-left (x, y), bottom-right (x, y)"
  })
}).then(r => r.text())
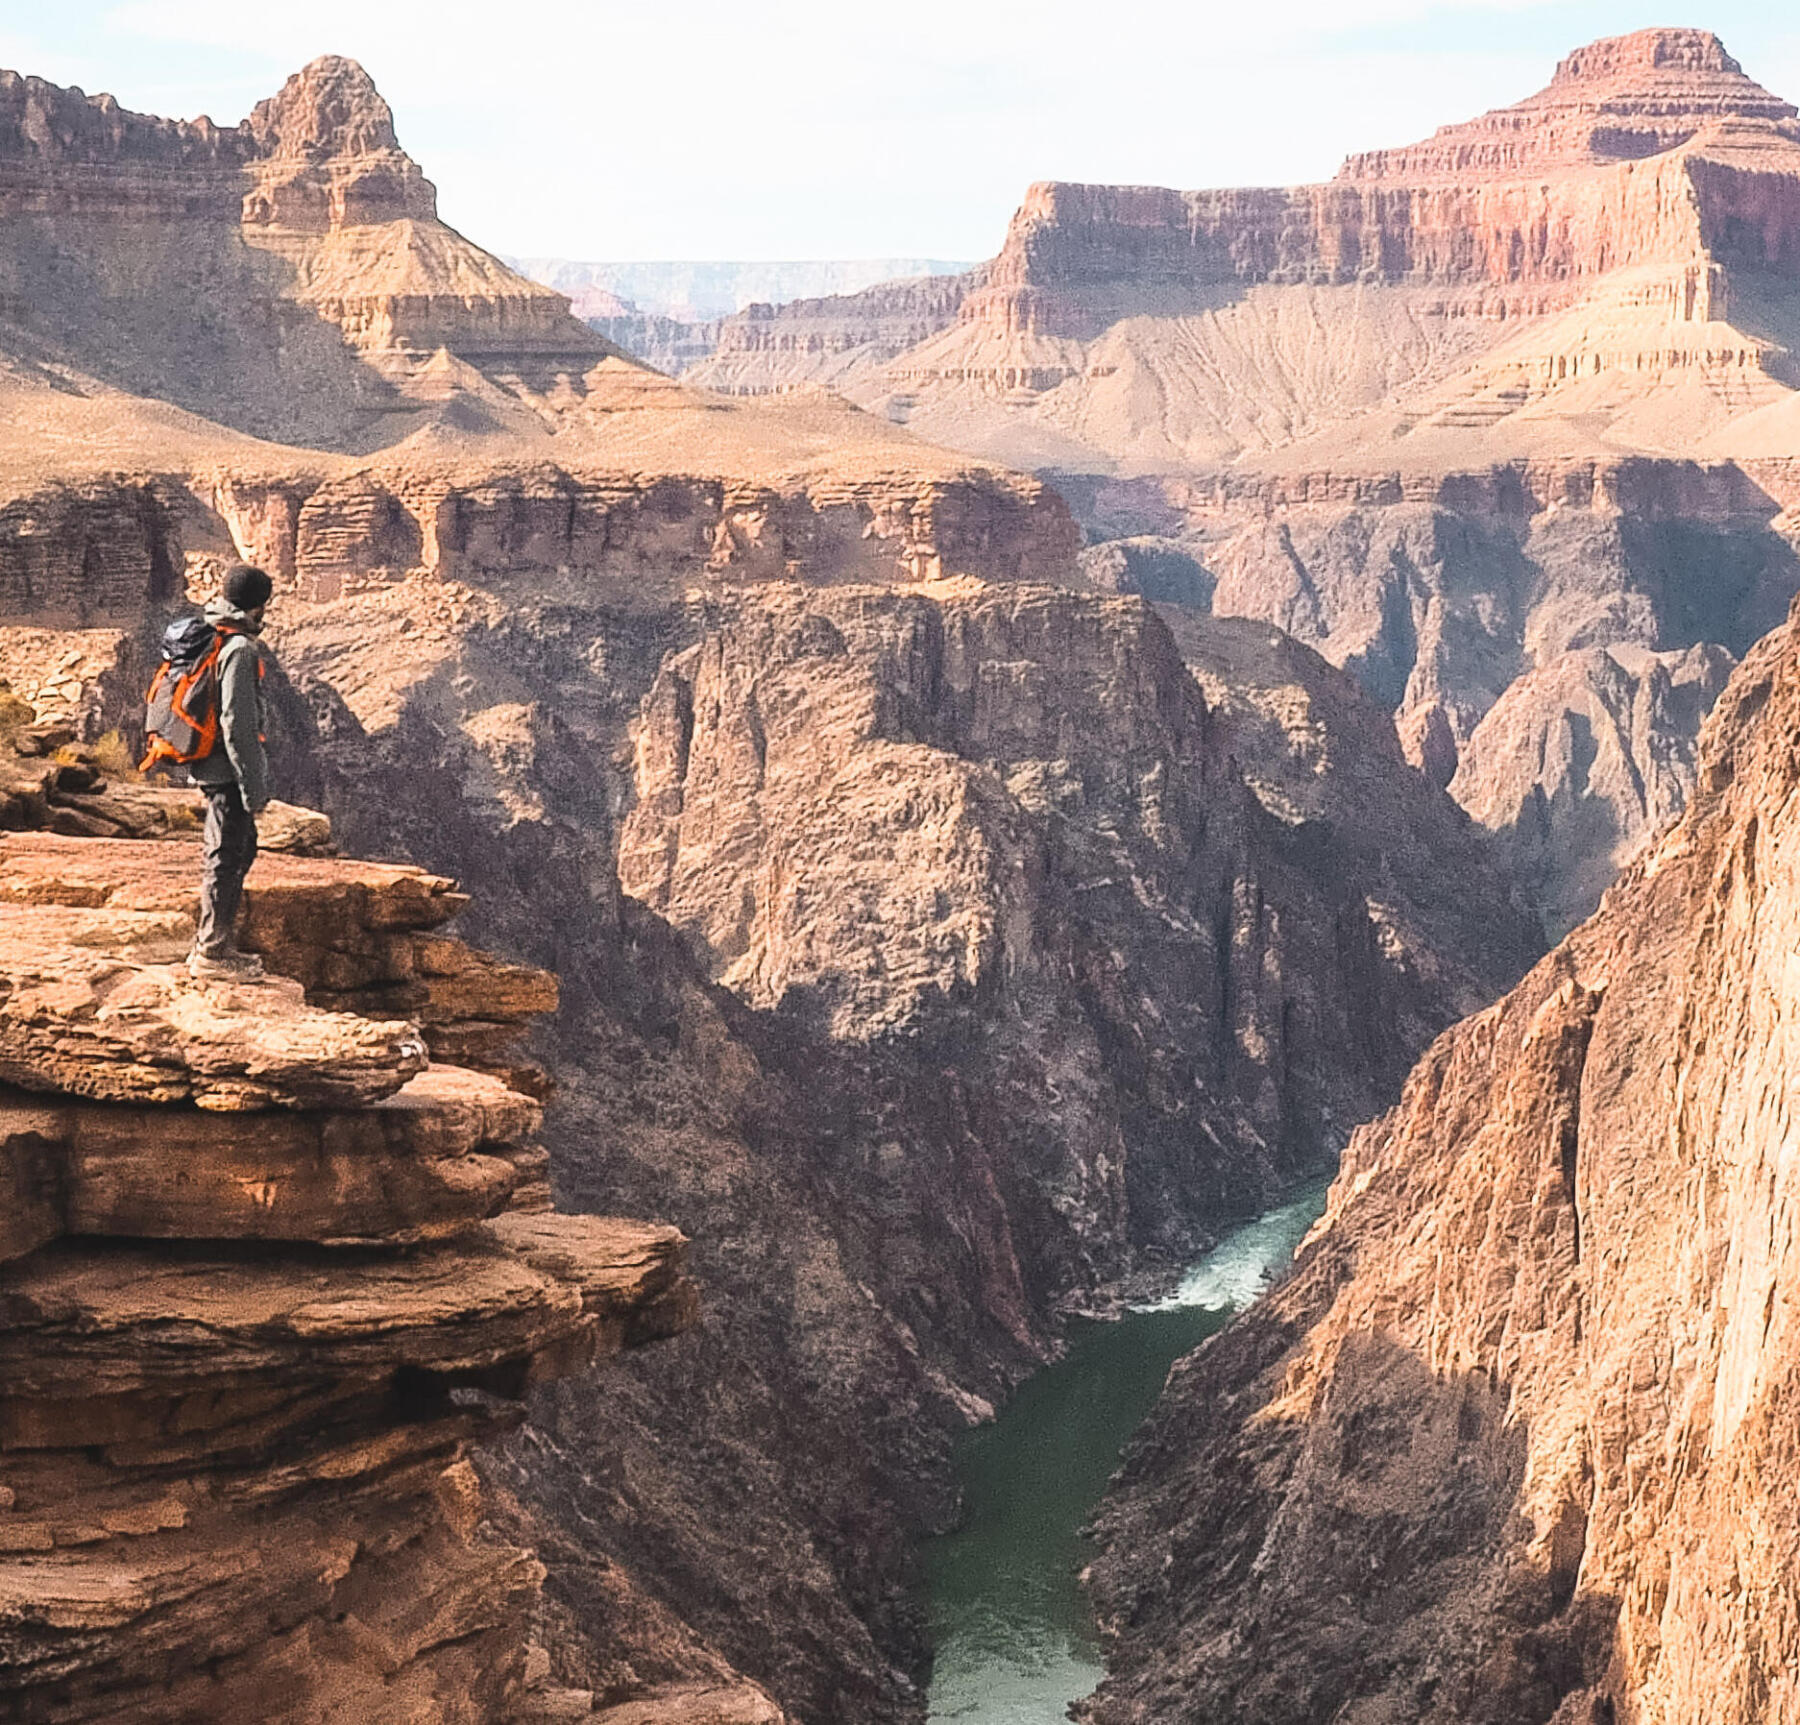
top-left (1083, 594), bottom-right (1800, 1725)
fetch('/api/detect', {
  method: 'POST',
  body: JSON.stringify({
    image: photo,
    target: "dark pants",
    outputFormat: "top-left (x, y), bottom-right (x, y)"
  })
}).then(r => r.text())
top-left (196, 783), bottom-right (258, 957)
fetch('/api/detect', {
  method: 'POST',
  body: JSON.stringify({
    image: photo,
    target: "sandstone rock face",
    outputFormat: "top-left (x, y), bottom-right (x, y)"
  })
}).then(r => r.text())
top-left (0, 56), bottom-right (611, 448)
top-left (0, 450), bottom-right (1078, 663)
top-left (0, 827), bottom-right (560, 1088)
top-left (0, 916), bottom-right (425, 1111)
top-left (1082, 599), bottom-right (1800, 1725)
top-left (0, 822), bottom-right (695, 1724)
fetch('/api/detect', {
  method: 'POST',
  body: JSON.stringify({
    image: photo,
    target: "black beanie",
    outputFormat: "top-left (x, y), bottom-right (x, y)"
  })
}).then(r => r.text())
top-left (223, 564), bottom-right (273, 611)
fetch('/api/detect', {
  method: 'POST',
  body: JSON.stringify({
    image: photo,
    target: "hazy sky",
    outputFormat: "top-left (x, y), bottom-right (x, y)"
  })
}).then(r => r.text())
top-left (6, 2), bottom-right (1799, 261)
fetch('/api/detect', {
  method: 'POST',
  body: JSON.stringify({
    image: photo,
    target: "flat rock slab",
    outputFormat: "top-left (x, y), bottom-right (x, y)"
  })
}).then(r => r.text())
top-left (0, 910), bottom-right (426, 1111)
top-left (0, 1235), bottom-right (587, 1405)
top-left (486, 1212), bottom-right (695, 1345)
top-left (0, 1431), bottom-right (538, 1715)
top-left (2, 1066), bottom-right (544, 1258)
top-left (0, 834), bottom-right (554, 1036)
top-left (0, 832), bottom-right (462, 930)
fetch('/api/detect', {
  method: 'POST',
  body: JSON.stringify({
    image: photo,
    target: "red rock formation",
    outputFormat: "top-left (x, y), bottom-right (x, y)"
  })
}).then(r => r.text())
top-left (1082, 595), bottom-right (1800, 1724)
top-left (1341, 29), bottom-right (1796, 181)
top-left (0, 821), bottom-right (697, 1724)
top-left (0, 56), bottom-right (612, 446)
top-left (952, 30), bottom-right (1800, 340)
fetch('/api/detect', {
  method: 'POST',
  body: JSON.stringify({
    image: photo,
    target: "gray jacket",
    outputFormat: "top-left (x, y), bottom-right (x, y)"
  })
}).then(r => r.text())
top-left (188, 600), bottom-right (272, 813)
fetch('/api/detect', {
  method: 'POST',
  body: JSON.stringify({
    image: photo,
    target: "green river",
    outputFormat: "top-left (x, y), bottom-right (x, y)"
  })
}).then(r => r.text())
top-left (924, 1180), bottom-right (1332, 1723)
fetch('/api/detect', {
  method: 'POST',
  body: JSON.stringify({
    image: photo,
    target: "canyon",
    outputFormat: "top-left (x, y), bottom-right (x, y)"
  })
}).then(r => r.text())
top-left (0, 454), bottom-right (1535, 1721)
top-left (1080, 569), bottom-right (1800, 1725)
top-left (4, 26), bottom-right (1799, 1725)
top-left (0, 47), bottom-right (1550, 1725)
top-left (641, 29), bottom-right (1800, 934)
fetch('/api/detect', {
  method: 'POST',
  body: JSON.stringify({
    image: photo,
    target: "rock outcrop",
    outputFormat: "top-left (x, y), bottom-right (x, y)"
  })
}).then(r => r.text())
top-left (1082, 596), bottom-right (1800, 1723)
top-left (0, 816), bottom-right (699, 1723)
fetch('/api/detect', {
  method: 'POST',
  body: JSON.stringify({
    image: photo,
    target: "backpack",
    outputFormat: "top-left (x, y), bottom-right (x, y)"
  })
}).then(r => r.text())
top-left (140, 617), bottom-right (241, 770)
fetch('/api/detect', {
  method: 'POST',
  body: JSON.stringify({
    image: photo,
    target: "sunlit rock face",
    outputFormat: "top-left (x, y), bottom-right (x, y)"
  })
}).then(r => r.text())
top-left (0, 55), bottom-right (612, 447)
top-left (0, 818), bottom-right (697, 1725)
top-left (1083, 596), bottom-right (1800, 1725)
top-left (673, 32), bottom-right (1800, 938)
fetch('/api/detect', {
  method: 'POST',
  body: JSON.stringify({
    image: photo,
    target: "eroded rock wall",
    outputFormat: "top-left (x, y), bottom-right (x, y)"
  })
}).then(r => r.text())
top-left (620, 581), bottom-right (1534, 1254)
top-left (1161, 456), bottom-right (1800, 930)
top-left (0, 820), bottom-right (703, 1725)
top-left (1083, 596), bottom-right (1800, 1725)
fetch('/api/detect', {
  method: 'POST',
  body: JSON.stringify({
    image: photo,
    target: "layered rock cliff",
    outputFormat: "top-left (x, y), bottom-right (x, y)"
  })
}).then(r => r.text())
top-left (0, 799), bottom-right (705, 1722)
top-left (1082, 595), bottom-right (1800, 1723)
top-left (676, 32), bottom-right (1800, 930)
top-left (689, 29), bottom-right (1800, 417)
top-left (0, 56), bottom-right (613, 448)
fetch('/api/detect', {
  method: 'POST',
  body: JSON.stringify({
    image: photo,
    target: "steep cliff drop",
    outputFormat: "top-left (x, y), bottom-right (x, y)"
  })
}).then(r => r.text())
top-left (1082, 593), bottom-right (1800, 1723)
top-left (674, 30), bottom-right (1800, 934)
top-left (0, 457), bottom-right (1538, 1721)
top-left (267, 548), bottom-right (1538, 1723)
top-left (0, 754), bottom-right (727, 1722)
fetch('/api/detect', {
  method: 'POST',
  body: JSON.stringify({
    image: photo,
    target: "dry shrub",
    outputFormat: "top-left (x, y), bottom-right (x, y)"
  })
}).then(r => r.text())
top-left (0, 686), bottom-right (33, 739)
top-left (86, 730), bottom-right (142, 779)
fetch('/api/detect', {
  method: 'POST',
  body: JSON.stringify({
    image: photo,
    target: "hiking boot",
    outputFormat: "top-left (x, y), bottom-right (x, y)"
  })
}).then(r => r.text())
top-left (186, 948), bottom-right (265, 983)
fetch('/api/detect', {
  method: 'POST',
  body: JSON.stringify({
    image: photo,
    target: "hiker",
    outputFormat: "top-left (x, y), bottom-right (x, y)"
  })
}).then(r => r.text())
top-left (142, 563), bottom-right (278, 981)
top-left (187, 564), bottom-right (276, 979)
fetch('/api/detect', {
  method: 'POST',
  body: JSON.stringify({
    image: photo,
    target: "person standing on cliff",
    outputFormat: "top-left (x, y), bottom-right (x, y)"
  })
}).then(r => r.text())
top-left (185, 564), bottom-right (277, 982)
